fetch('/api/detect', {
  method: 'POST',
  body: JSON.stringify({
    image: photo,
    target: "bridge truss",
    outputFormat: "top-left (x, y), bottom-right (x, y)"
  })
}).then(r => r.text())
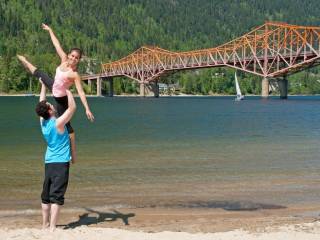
top-left (81, 22), bottom-right (320, 97)
top-left (100, 22), bottom-right (320, 84)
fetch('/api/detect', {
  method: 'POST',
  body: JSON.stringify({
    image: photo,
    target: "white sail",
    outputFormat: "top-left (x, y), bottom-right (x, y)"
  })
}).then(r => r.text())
top-left (235, 73), bottom-right (241, 95)
top-left (235, 72), bottom-right (244, 101)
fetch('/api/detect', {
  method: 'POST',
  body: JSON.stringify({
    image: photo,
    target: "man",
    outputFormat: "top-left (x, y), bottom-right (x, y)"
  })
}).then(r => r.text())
top-left (35, 82), bottom-right (76, 231)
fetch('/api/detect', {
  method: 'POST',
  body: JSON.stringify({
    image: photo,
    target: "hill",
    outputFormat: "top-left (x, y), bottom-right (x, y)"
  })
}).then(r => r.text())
top-left (1, 0), bottom-right (320, 94)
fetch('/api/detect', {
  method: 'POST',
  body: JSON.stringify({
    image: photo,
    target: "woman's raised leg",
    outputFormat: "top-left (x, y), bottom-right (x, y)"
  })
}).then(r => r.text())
top-left (17, 55), bottom-right (37, 74)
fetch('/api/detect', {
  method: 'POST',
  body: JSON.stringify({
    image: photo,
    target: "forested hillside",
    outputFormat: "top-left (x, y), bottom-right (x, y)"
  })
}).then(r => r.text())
top-left (1, 0), bottom-right (320, 95)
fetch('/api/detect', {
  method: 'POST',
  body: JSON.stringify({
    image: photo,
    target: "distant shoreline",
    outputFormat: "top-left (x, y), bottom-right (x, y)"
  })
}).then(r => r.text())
top-left (1, 93), bottom-right (320, 97)
top-left (0, 93), bottom-right (235, 97)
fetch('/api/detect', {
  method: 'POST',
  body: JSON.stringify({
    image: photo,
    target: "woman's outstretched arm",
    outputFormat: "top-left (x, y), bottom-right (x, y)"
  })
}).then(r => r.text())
top-left (42, 23), bottom-right (67, 62)
top-left (74, 74), bottom-right (95, 122)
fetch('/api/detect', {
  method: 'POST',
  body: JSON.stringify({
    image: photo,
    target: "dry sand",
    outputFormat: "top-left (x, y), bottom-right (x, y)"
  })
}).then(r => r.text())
top-left (1, 223), bottom-right (320, 240)
top-left (1, 204), bottom-right (320, 239)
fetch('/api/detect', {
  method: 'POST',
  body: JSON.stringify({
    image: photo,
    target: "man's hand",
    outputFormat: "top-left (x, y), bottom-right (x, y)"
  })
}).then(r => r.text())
top-left (86, 109), bottom-right (95, 122)
top-left (41, 23), bottom-right (51, 32)
top-left (71, 158), bottom-right (76, 165)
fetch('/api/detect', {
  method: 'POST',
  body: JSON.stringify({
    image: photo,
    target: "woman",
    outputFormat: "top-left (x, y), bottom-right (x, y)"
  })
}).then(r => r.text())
top-left (17, 23), bottom-right (95, 162)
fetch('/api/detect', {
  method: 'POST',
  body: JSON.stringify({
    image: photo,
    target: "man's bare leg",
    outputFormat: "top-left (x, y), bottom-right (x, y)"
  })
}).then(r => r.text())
top-left (41, 203), bottom-right (50, 229)
top-left (17, 55), bottom-right (37, 74)
top-left (69, 133), bottom-right (76, 164)
top-left (50, 204), bottom-right (61, 232)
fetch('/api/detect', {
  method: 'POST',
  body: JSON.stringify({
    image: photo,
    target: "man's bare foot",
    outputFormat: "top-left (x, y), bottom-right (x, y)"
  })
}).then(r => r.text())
top-left (42, 222), bottom-right (50, 230)
top-left (49, 226), bottom-right (56, 232)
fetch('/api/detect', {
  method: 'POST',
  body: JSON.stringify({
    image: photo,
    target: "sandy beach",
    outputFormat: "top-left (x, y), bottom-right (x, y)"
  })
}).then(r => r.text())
top-left (1, 223), bottom-right (320, 240)
top-left (1, 204), bottom-right (320, 239)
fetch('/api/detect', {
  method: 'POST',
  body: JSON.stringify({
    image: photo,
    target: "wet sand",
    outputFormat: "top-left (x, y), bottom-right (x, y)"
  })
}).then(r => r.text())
top-left (1, 204), bottom-right (320, 235)
top-left (1, 206), bottom-right (320, 239)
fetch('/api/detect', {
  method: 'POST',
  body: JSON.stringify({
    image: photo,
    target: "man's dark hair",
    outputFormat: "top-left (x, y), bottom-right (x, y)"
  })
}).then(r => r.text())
top-left (35, 100), bottom-right (50, 120)
top-left (69, 48), bottom-right (82, 59)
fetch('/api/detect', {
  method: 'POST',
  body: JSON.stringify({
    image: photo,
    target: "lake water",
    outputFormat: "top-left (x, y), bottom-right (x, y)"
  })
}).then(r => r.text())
top-left (0, 96), bottom-right (320, 210)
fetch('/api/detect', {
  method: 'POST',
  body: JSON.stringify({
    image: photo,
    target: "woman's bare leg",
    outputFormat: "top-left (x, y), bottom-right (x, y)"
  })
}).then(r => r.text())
top-left (17, 55), bottom-right (37, 74)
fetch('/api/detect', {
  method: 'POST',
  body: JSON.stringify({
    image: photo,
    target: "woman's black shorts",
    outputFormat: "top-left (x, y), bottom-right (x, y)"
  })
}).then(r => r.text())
top-left (33, 69), bottom-right (74, 133)
top-left (41, 162), bottom-right (70, 205)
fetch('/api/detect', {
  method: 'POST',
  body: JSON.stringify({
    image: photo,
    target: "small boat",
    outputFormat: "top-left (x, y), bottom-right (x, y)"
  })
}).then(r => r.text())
top-left (235, 72), bottom-right (244, 101)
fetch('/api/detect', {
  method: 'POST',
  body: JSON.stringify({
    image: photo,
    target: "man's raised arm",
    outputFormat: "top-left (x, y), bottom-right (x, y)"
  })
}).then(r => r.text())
top-left (56, 90), bottom-right (76, 133)
top-left (39, 82), bottom-right (46, 102)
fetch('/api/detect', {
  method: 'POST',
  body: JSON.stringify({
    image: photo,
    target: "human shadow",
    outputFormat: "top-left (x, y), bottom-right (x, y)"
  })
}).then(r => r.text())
top-left (63, 208), bottom-right (135, 229)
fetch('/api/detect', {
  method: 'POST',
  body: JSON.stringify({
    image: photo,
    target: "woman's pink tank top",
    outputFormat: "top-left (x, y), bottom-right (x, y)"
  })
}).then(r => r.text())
top-left (52, 67), bottom-right (74, 97)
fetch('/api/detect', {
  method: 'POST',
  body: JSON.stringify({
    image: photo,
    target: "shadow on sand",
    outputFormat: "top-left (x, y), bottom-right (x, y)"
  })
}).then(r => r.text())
top-left (164, 200), bottom-right (287, 211)
top-left (62, 208), bottom-right (135, 229)
top-left (60, 200), bottom-right (285, 229)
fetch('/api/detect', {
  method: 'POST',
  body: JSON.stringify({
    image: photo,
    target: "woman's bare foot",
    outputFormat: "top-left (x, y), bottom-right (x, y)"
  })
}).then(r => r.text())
top-left (17, 55), bottom-right (37, 74)
top-left (17, 54), bottom-right (26, 62)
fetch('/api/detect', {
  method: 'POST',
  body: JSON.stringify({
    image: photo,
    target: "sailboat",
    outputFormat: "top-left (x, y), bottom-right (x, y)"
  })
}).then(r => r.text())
top-left (234, 72), bottom-right (244, 101)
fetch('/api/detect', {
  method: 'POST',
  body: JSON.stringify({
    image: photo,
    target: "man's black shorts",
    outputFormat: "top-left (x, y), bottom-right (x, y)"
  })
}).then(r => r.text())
top-left (41, 162), bottom-right (70, 205)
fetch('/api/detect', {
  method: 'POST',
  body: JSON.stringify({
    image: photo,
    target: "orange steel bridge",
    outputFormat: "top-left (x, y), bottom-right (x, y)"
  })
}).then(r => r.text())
top-left (82, 22), bottom-right (320, 97)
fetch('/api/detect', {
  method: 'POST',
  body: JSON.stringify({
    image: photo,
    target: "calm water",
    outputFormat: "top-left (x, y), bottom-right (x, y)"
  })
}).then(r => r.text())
top-left (1, 96), bottom-right (320, 210)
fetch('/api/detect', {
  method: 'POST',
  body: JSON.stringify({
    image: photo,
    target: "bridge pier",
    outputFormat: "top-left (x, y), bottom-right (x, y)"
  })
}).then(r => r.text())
top-left (107, 77), bottom-right (114, 97)
top-left (278, 77), bottom-right (288, 99)
top-left (140, 83), bottom-right (145, 97)
top-left (88, 80), bottom-right (92, 93)
top-left (154, 82), bottom-right (159, 98)
top-left (147, 81), bottom-right (159, 98)
top-left (97, 77), bottom-right (102, 96)
top-left (261, 77), bottom-right (269, 98)
top-left (140, 82), bottom-right (159, 97)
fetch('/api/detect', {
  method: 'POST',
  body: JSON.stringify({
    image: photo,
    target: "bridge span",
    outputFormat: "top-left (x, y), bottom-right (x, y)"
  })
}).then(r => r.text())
top-left (81, 22), bottom-right (320, 98)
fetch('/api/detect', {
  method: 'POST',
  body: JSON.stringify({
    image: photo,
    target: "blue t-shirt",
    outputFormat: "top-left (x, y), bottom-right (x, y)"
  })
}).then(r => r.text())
top-left (41, 118), bottom-right (71, 163)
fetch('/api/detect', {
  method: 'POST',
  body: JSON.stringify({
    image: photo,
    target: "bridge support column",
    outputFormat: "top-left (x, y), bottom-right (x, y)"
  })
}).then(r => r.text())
top-left (147, 81), bottom-right (159, 98)
top-left (140, 82), bottom-right (159, 97)
top-left (139, 82), bottom-right (159, 97)
top-left (108, 78), bottom-right (114, 97)
top-left (97, 77), bottom-right (102, 97)
top-left (261, 77), bottom-right (269, 98)
top-left (278, 78), bottom-right (288, 99)
top-left (88, 80), bottom-right (92, 94)
top-left (140, 83), bottom-right (146, 97)
top-left (154, 81), bottom-right (159, 98)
